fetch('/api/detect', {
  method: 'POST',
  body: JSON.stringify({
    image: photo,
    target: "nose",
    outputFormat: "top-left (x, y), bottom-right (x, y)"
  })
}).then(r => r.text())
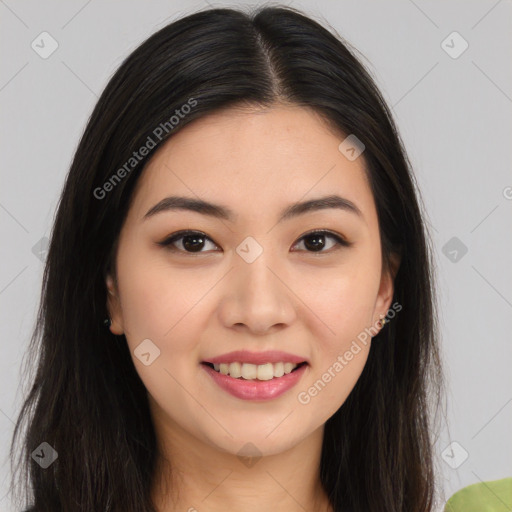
top-left (217, 250), bottom-right (297, 335)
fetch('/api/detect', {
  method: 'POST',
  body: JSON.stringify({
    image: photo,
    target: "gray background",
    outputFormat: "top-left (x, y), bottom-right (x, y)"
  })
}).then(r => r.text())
top-left (1, 0), bottom-right (511, 509)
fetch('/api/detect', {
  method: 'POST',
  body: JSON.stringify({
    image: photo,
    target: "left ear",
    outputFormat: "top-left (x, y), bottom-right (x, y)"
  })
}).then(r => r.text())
top-left (374, 250), bottom-right (401, 323)
top-left (106, 273), bottom-right (125, 335)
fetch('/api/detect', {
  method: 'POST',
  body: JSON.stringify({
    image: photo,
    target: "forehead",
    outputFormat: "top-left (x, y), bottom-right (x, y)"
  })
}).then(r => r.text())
top-left (127, 105), bottom-right (376, 228)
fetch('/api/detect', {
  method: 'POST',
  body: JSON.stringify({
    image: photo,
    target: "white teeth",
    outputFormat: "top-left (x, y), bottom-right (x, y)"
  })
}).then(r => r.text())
top-left (257, 363), bottom-right (274, 381)
top-left (283, 362), bottom-right (295, 374)
top-left (241, 363), bottom-right (258, 380)
top-left (210, 361), bottom-right (300, 380)
top-left (273, 362), bottom-right (284, 378)
top-left (229, 361), bottom-right (242, 378)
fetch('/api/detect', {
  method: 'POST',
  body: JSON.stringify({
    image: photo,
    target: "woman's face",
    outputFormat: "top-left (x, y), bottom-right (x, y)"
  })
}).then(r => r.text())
top-left (107, 104), bottom-right (396, 457)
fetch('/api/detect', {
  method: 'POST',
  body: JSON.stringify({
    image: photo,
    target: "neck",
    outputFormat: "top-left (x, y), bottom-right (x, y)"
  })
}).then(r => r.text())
top-left (149, 419), bottom-right (332, 512)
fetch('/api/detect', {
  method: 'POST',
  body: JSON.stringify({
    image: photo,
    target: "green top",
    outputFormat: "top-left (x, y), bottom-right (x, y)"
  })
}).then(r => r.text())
top-left (444, 477), bottom-right (512, 511)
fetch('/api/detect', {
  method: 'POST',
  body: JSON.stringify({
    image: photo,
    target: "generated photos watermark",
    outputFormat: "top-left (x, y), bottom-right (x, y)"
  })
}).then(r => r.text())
top-left (297, 301), bottom-right (402, 405)
top-left (93, 97), bottom-right (198, 200)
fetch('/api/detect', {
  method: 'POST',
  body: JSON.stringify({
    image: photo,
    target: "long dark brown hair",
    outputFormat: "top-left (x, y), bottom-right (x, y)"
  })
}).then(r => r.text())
top-left (9, 5), bottom-right (445, 511)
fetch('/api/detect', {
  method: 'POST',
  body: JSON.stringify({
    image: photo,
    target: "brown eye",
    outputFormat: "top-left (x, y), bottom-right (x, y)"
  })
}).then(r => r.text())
top-left (292, 230), bottom-right (351, 253)
top-left (158, 231), bottom-right (219, 253)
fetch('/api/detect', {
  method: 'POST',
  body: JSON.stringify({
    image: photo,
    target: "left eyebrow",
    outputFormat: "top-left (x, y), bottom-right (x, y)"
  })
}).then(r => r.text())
top-left (143, 194), bottom-right (364, 223)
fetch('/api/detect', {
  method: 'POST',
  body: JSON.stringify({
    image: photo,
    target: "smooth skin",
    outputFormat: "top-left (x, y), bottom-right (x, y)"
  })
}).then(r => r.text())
top-left (106, 104), bottom-right (399, 512)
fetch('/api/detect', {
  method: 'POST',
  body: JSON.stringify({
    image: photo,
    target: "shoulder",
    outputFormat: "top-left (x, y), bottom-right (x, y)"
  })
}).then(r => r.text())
top-left (444, 477), bottom-right (512, 511)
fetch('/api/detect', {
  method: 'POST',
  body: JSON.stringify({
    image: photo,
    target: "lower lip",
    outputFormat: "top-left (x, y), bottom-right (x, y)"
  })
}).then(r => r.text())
top-left (201, 363), bottom-right (308, 401)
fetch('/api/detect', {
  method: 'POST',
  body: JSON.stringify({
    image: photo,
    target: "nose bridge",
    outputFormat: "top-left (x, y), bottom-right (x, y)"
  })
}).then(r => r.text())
top-left (235, 239), bottom-right (283, 303)
top-left (219, 237), bottom-right (296, 332)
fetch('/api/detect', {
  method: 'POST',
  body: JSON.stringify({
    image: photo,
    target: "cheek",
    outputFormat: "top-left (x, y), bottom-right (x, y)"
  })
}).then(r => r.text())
top-left (296, 271), bottom-right (374, 422)
top-left (296, 254), bottom-right (379, 406)
top-left (303, 256), bottom-right (380, 339)
top-left (115, 239), bottom-right (196, 349)
top-left (116, 244), bottom-right (226, 378)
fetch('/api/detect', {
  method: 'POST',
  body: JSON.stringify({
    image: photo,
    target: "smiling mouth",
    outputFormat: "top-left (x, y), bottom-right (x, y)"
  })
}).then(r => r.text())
top-left (201, 361), bottom-right (308, 381)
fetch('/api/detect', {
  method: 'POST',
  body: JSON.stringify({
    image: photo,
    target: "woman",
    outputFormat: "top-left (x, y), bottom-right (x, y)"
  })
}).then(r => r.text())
top-left (10, 5), bottom-right (444, 511)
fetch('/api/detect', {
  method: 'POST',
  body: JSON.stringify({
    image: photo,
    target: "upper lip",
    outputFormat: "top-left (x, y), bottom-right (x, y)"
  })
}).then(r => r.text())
top-left (203, 350), bottom-right (308, 365)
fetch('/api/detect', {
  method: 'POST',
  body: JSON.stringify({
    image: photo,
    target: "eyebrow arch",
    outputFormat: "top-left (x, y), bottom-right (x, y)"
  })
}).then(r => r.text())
top-left (143, 194), bottom-right (364, 223)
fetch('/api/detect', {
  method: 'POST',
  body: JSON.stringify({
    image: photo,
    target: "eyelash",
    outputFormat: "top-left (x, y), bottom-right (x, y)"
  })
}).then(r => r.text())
top-left (157, 229), bottom-right (352, 255)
